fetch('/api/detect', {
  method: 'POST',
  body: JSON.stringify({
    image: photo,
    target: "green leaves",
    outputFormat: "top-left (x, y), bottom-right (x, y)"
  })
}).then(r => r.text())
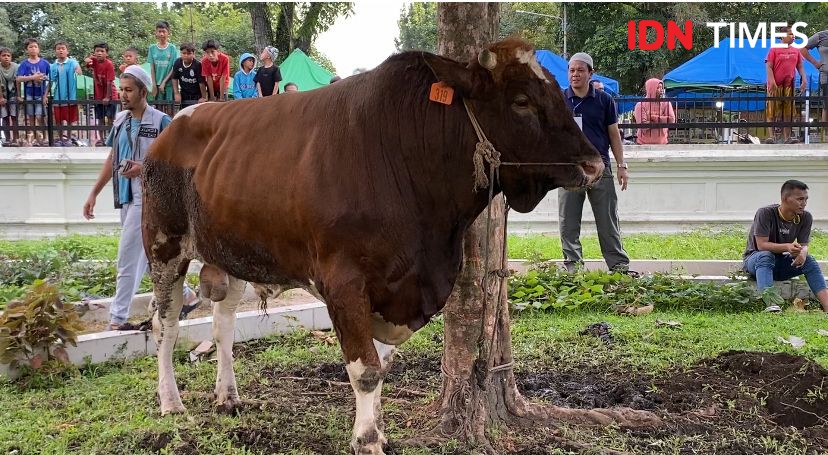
top-left (0, 281), bottom-right (84, 372)
top-left (509, 266), bottom-right (770, 314)
top-left (396, 2), bottom-right (438, 53)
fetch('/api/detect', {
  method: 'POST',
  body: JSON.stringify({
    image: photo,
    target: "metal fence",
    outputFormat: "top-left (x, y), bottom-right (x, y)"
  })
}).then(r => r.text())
top-left (0, 98), bottom-right (187, 147)
top-left (616, 91), bottom-right (828, 144)
top-left (2, 92), bottom-right (828, 147)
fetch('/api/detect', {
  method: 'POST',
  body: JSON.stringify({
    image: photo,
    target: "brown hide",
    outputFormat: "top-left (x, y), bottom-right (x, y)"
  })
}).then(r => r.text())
top-left (142, 38), bottom-right (603, 335)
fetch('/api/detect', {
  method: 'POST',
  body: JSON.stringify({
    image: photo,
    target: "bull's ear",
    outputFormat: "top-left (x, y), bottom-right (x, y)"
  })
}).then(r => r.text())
top-left (422, 53), bottom-right (475, 96)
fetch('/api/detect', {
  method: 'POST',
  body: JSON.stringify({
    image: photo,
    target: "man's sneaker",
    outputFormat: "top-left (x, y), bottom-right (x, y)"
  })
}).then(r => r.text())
top-left (610, 265), bottom-right (640, 278)
top-left (764, 305), bottom-right (782, 313)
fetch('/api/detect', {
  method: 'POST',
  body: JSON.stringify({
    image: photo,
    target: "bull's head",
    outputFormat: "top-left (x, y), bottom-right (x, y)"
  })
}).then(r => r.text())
top-left (424, 38), bottom-right (604, 213)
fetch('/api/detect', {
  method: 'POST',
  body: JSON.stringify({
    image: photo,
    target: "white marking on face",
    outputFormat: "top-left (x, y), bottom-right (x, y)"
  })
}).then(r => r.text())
top-left (515, 48), bottom-right (550, 83)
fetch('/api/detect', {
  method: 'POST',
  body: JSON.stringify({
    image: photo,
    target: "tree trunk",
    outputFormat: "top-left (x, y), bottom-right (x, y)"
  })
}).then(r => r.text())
top-left (436, 2), bottom-right (504, 449)
top-left (249, 2), bottom-right (274, 55)
top-left (434, 4), bottom-right (661, 453)
top-left (273, 3), bottom-right (295, 63)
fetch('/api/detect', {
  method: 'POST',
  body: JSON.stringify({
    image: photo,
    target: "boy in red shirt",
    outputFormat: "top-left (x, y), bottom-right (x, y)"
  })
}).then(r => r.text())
top-left (765, 26), bottom-right (807, 143)
top-left (84, 42), bottom-right (116, 145)
top-left (201, 39), bottom-right (229, 101)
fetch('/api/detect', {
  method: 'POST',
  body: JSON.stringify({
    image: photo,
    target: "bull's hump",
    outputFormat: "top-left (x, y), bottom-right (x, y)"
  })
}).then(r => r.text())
top-left (173, 102), bottom-right (214, 120)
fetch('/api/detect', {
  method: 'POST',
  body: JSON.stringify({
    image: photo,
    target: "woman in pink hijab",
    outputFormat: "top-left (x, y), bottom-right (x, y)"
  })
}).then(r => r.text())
top-left (633, 78), bottom-right (676, 144)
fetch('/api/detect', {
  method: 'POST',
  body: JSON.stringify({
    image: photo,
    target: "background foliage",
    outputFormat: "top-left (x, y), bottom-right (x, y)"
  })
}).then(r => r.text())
top-left (0, 2), bottom-right (349, 75)
top-left (397, 2), bottom-right (828, 94)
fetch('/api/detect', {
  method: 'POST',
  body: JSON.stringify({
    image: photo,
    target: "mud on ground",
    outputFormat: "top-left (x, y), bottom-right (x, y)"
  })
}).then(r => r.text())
top-left (131, 349), bottom-right (827, 454)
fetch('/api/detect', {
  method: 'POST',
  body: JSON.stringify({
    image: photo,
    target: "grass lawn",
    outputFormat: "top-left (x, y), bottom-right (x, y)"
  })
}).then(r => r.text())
top-left (2, 309), bottom-right (826, 454)
top-left (508, 229), bottom-right (828, 261)
top-left (3, 230), bottom-right (827, 262)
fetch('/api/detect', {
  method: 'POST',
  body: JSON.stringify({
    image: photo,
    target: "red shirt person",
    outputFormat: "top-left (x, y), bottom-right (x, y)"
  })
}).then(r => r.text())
top-left (84, 42), bottom-right (117, 126)
top-left (200, 39), bottom-right (229, 101)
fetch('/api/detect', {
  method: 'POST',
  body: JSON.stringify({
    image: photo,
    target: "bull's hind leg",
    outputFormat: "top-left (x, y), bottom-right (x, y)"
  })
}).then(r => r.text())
top-left (212, 275), bottom-right (246, 413)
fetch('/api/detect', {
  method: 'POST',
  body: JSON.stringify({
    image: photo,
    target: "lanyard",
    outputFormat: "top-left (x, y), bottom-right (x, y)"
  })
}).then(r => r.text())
top-left (123, 115), bottom-right (140, 161)
top-left (571, 98), bottom-right (585, 115)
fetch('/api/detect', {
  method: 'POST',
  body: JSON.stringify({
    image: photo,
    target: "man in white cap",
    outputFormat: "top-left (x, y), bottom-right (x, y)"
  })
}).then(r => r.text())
top-left (83, 65), bottom-right (199, 330)
top-left (558, 52), bottom-right (633, 274)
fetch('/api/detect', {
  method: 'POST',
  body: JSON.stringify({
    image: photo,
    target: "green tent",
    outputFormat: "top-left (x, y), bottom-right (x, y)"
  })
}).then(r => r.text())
top-left (276, 49), bottom-right (333, 92)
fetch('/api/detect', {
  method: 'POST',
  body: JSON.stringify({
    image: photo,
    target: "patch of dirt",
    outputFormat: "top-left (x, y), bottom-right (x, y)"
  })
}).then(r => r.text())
top-left (137, 431), bottom-right (172, 453)
top-left (130, 348), bottom-right (826, 455)
top-left (657, 351), bottom-right (828, 428)
top-left (518, 369), bottom-right (660, 410)
top-left (518, 351), bottom-right (827, 431)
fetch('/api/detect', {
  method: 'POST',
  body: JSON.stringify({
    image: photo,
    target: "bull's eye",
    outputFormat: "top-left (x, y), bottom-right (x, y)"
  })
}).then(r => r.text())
top-left (513, 95), bottom-right (530, 108)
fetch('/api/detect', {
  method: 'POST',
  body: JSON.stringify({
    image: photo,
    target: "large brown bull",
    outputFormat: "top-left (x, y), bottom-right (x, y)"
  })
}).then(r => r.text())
top-left (141, 37), bottom-right (603, 454)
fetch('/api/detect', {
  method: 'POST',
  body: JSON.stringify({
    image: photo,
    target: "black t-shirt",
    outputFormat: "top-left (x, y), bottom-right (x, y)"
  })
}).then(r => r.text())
top-left (172, 58), bottom-right (204, 99)
top-left (253, 65), bottom-right (283, 96)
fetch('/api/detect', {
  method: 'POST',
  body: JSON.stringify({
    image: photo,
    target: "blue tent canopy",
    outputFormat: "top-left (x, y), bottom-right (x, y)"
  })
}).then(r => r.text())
top-left (535, 50), bottom-right (621, 95)
top-left (664, 38), bottom-right (821, 90)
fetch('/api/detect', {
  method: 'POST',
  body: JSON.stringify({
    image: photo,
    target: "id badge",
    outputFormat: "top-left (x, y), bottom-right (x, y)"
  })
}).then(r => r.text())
top-left (574, 114), bottom-right (583, 131)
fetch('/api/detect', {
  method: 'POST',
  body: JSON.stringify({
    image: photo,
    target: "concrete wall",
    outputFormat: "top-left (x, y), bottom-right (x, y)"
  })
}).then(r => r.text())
top-left (0, 148), bottom-right (120, 239)
top-left (510, 144), bottom-right (828, 234)
top-left (1, 145), bottom-right (827, 238)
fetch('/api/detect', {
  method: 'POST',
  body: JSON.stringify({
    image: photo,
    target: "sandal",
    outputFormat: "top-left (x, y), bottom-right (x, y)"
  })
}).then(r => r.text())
top-left (109, 322), bottom-right (145, 331)
top-left (179, 293), bottom-right (203, 320)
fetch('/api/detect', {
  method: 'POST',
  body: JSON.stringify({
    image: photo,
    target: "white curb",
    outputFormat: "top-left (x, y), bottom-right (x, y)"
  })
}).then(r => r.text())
top-left (0, 302), bottom-right (330, 378)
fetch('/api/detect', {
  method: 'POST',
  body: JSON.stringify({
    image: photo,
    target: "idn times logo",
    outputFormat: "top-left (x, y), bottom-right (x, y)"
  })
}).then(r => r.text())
top-left (627, 21), bottom-right (808, 50)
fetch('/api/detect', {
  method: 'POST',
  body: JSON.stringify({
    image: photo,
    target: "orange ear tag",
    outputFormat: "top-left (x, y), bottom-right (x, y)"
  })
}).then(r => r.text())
top-left (429, 82), bottom-right (454, 105)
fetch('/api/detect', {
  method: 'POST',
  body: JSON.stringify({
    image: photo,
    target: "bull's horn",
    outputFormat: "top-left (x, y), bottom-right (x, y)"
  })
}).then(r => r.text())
top-left (478, 49), bottom-right (497, 70)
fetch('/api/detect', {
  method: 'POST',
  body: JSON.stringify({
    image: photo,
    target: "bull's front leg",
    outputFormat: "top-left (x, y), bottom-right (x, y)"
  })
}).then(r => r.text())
top-left (327, 282), bottom-right (393, 455)
top-left (371, 339), bottom-right (397, 434)
top-left (212, 276), bottom-right (246, 413)
top-left (152, 273), bottom-right (187, 415)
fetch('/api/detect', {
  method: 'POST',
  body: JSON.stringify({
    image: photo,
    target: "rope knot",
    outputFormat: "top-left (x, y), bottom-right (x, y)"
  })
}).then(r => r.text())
top-left (472, 140), bottom-right (500, 191)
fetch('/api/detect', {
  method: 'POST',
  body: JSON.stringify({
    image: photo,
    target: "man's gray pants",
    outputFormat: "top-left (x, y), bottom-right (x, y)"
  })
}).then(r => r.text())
top-left (111, 196), bottom-right (197, 326)
top-left (558, 169), bottom-right (629, 271)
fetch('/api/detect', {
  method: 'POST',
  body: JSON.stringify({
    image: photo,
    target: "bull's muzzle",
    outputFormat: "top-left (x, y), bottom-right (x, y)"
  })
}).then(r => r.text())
top-left (580, 158), bottom-right (605, 186)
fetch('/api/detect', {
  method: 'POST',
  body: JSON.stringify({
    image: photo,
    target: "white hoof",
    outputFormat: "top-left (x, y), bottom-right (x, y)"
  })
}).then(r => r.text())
top-left (160, 402), bottom-right (186, 416)
top-left (352, 430), bottom-right (386, 455)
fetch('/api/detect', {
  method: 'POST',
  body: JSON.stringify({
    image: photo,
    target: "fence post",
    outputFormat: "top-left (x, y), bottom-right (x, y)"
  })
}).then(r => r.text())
top-left (804, 89), bottom-right (811, 145)
top-left (46, 97), bottom-right (54, 147)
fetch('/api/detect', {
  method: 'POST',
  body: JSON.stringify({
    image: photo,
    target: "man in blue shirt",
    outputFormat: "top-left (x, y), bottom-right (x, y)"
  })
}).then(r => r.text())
top-left (559, 52), bottom-right (631, 273)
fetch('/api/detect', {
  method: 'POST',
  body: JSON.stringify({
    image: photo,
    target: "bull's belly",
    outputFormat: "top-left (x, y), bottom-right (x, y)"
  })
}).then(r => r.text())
top-left (194, 228), bottom-right (310, 289)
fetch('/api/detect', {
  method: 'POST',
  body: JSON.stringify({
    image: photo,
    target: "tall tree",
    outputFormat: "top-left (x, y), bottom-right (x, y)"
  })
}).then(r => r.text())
top-left (395, 2), bottom-right (437, 53)
top-left (434, 3), bottom-right (511, 450)
top-left (249, 2), bottom-right (273, 55)
top-left (0, 7), bottom-right (17, 47)
top-left (396, 2), bottom-right (563, 54)
top-left (427, 3), bottom-right (660, 453)
top-left (248, 2), bottom-right (352, 64)
top-left (397, 2), bottom-right (828, 95)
